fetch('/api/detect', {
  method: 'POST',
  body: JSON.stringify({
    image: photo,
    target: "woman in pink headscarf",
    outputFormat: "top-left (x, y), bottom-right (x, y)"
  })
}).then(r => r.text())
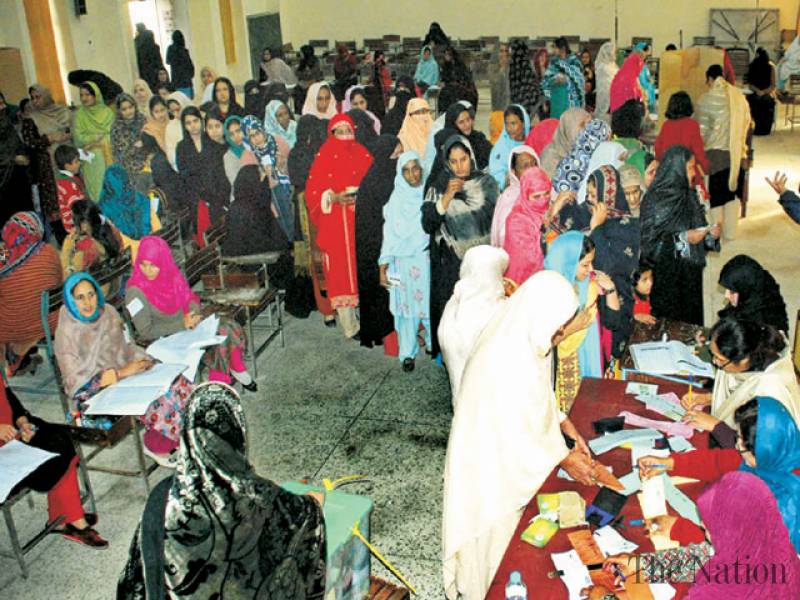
top-left (502, 167), bottom-right (551, 285)
top-left (125, 236), bottom-right (256, 390)
top-left (490, 145), bottom-right (539, 247)
top-left (609, 52), bottom-right (644, 113)
top-left (524, 118), bottom-right (559, 156)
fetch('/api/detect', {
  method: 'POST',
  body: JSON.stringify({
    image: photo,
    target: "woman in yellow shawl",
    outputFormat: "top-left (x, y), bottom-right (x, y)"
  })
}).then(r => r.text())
top-left (72, 82), bottom-right (114, 201)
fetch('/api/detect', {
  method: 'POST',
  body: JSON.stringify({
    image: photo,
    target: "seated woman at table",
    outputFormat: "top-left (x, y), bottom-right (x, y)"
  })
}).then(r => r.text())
top-left (443, 271), bottom-right (597, 600)
top-left (439, 245), bottom-right (508, 403)
top-left (680, 318), bottom-right (800, 447)
top-left (596, 471), bottom-right (800, 599)
top-left (54, 272), bottom-right (193, 466)
top-left (544, 232), bottom-right (622, 410)
top-left (1, 379), bottom-right (108, 548)
top-left (717, 254), bottom-right (788, 333)
top-left (639, 396), bottom-right (800, 555)
top-left (124, 236), bottom-right (256, 392)
top-left (117, 382), bottom-right (326, 599)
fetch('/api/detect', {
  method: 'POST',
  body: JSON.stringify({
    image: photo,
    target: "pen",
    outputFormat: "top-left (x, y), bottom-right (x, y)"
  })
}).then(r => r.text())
top-left (688, 374), bottom-right (693, 406)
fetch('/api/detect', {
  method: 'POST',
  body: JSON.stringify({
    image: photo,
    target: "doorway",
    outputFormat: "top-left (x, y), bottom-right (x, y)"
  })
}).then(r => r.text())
top-left (247, 13), bottom-right (283, 79)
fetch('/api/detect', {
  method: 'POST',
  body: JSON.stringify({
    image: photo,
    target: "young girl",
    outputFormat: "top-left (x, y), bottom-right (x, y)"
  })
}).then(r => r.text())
top-left (633, 261), bottom-right (655, 325)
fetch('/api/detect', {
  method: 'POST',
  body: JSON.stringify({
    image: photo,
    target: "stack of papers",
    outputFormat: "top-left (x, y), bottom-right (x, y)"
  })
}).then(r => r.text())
top-left (85, 363), bottom-right (187, 416)
top-left (630, 341), bottom-right (714, 378)
top-left (146, 314), bottom-right (226, 381)
top-left (0, 441), bottom-right (58, 502)
top-left (636, 392), bottom-right (686, 421)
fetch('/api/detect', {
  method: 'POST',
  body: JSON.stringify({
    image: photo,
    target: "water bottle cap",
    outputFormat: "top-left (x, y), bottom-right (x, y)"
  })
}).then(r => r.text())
top-left (509, 570), bottom-right (522, 584)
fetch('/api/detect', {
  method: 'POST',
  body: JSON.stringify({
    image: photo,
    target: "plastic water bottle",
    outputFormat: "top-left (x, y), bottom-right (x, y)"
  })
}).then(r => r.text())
top-left (505, 570), bottom-right (527, 600)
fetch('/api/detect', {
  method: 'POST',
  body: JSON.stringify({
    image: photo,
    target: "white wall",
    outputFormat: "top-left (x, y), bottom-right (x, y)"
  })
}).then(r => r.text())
top-left (0, 0), bottom-right (38, 91)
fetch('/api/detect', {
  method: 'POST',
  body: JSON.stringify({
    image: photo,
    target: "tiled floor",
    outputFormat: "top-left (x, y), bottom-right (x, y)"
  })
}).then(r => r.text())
top-left (3, 92), bottom-right (799, 599)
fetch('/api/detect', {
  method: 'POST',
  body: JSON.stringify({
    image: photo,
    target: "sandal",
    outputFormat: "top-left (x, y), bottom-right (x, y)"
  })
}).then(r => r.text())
top-left (53, 524), bottom-right (108, 549)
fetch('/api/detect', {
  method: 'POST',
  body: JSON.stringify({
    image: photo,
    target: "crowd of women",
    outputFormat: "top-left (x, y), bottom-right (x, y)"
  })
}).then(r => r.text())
top-left (1, 21), bottom-right (800, 598)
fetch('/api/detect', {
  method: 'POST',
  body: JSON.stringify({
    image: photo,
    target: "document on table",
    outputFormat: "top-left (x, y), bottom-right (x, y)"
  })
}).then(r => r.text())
top-left (550, 549), bottom-right (593, 600)
top-left (625, 382), bottom-right (658, 396)
top-left (640, 392), bottom-right (686, 421)
top-left (146, 314), bottom-right (226, 381)
top-left (638, 474), bottom-right (667, 519)
top-left (667, 436), bottom-right (695, 453)
top-left (630, 341), bottom-right (714, 378)
top-left (0, 440), bottom-right (58, 502)
top-left (85, 363), bottom-right (187, 416)
top-left (588, 428), bottom-right (662, 455)
top-left (618, 469), bottom-right (642, 496)
top-left (630, 440), bottom-right (670, 469)
top-left (593, 524), bottom-right (638, 556)
top-left (663, 474), bottom-right (702, 525)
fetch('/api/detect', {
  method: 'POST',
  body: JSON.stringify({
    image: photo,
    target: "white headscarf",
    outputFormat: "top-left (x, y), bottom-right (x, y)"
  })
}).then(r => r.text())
top-left (443, 270), bottom-right (578, 599)
top-left (594, 42), bottom-right (619, 121)
top-left (301, 81), bottom-right (338, 119)
top-left (438, 245), bottom-right (508, 403)
top-left (576, 140), bottom-right (627, 203)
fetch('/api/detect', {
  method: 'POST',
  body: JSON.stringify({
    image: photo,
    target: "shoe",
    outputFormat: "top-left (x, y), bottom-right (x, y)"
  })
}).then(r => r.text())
top-left (402, 358), bottom-right (415, 372)
top-left (351, 332), bottom-right (361, 342)
top-left (324, 317), bottom-right (337, 328)
top-left (143, 447), bottom-right (178, 469)
top-left (242, 380), bottom-right (258, 393)
top-left (54, 524), bottom-right (109, 549)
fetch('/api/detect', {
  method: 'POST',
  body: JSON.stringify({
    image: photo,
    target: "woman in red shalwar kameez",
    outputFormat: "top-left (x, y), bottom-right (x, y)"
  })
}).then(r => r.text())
top-left (305, 114), bottom-right (373, 338)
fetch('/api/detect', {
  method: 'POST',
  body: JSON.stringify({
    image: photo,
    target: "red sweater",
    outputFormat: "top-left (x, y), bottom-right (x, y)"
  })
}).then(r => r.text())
top-left (55, 172), bottom-right (86, 232)
top-left (654, 118), bottom-right (710, 174)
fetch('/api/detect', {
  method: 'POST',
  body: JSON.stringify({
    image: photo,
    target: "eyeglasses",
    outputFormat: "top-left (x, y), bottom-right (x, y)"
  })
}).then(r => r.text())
top-left (710, 354), bottom-right (732, 369)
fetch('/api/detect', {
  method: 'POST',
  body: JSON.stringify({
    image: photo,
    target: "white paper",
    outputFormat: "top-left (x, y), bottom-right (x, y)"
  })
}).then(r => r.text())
top-left (126, 296), bottom-right (144, 317)
top-left (550, 549), bottom-right (592, 600)
top-left (639, 475), bottom-right (668, 519)
top-left (0, 441), bottom-right (59, 502)
top-left (618, 469), bottom-right (642, 496)
top-left (649, 582), bottom-right (677, 600)
top-left (146, 315), bottom-right (225, 382)
top-left (594, 525), bottom-right (639, 556)
top-left (85, 363), bottom-right (186, 416)
top-left (588, 428), bottom-right (661, 455)
top-left (639, 392), bottom-right (686, 421)
top-left (626, 382), bottom-right (658, 396)
top-left (667, 436), bottom-right (695, 453)
top-left (630, 341), bottom-right (714, 378)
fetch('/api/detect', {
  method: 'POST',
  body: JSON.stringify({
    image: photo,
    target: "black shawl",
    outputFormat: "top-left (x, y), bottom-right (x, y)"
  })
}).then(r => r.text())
top-left (243, 79), bottom-right (264, 116)
top-left (381, 90), bottom-right (413, 136)
top-left (68, 70), bottom-right (123, 106)
top-left (150, 152), bottom-right (188, 215)
top-left (117, 383), bottom-right (326, 599)
top-left (223, 165), bottom-right (289, 256)
top-left (640, 145), bottom-right (706, 263)
top-left (356, 135), bottom-right (399, 347)
top-left (347, 108), bottom-right (379, 154)
top-left (509, 40), bottom-right (542, 116)
top-left (718, 254), bottom-right (788, 332)
top-left (747, 48), bottom-right (773, 91)
top-left (287, 115), bottom-right (328, 191)
top-left (175, 134), bottom-right (231, 222)
top-left (426, 103), bottom-right (492, 192)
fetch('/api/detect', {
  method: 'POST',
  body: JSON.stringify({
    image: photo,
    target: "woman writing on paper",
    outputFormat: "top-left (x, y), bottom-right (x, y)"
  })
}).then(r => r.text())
top-left (124, 236), bottom-right (255, 391)
top-left (679, 318), bottom-right (800, 448)
top-left (54, 272), bottom-right (193, 466)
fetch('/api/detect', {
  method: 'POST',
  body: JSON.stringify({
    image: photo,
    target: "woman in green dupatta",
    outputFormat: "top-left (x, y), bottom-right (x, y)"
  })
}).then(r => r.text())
top-left (72, 81), bottom-right (115, 201)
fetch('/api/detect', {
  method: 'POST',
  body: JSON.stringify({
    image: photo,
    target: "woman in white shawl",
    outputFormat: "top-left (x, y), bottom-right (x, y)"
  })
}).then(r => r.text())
top-left (443, 270), bottom-right (596, 599)
top-left (301, 81), bottom-right (338, 119)
top-left (164, 91), bottom-right (193, 167)
top-left (439, 245), bottom-right (508, 402)
top-left (594, 42), bottom-right (619, 121)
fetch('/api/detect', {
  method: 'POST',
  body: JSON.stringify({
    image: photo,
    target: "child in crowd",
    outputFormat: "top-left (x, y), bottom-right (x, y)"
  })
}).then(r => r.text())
top-left (54, 144), bottom-right (87, 234)
top-left (633, 261), bottom-right (655, 325)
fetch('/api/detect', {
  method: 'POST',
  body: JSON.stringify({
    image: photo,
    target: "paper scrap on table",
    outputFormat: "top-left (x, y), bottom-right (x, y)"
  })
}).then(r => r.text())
top-left (626, 382), bottom-right (658, 396)
top-left (0, 441), bottom-right (58, 502)
top-left (558, 492), bottom-right (586, 528)
top-left (667, 436), bottom-right (695, 453)
top-left (618, 469), bottom-right (642, 496)
top-left (593, 524), bottom-right (639, 556)
top-left (641, 392), bottom-right (686, 421)
top-left (620, 411), bottom-right (694, 439)
top-left (638, 475), bottom-right (667, 519)
top-left (550, 550), bottom-right (592, 600)
top-left (588, 428), bottom-right (662, 455)
top-left (663, 474), bottom-right (702, 525)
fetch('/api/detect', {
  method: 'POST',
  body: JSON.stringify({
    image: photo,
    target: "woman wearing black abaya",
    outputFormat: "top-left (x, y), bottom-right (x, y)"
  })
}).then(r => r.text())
top-left (640, 145), bottom-right (719, 326)
top-left (509, 40), bottom-right (543, 118)
top-left (348, 108), bottom-right (379, 153)
top-left (0, 92), bottom-right (32, 227)
top-left (118, 382), bottom-right (326, 599)
top-left (438, 46), bottom-right (479, 113)
top-left (747, 48), bottom-right (777, 136)
top-left (423, 135), bottom-right (498, 357)
top-left (426, 102), bottom-right (492, 193)
top-left (382, 84), bottom-right (414, 136)
top-left (717, 254), bottom-right (788, 332)
top-left (243, 79), bottom-right (264, 117)
top-left (356, 135), bottom-right (401, 348)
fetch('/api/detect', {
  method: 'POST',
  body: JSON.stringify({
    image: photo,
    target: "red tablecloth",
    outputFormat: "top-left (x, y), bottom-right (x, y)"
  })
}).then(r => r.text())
top-left (485, 377), bottom-right (709, 599)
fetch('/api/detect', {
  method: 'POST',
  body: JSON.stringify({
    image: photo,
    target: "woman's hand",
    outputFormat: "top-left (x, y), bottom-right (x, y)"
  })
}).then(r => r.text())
top-left (561, 418), bottom-right (592, 459)
top-left (0, 424), bottom-right (18, 443)
top-left (183, 311), bottom-right (202, 329)
top-left (682, 409), bottom-right (720, 431)
top-left (708, 222), bottom-right (721, 239)
top-left (593, 270), bottom-right (615, 292)
top-left (571, 307), bottom-right (595, 332)
top-left (589, 202), bottom-right (608, 230)
top-left (680, 391), bottom-right (711, 411)
top-left (379, 264), bottom-right (390, 289)
top-left (634, 313), bottom-right (658, 325)
top-left (686, 228), bottom-right (708, 244)
top-left (442, 178), bottom-right (464, 208)
top-left (560, 448), bottom-right (596, 486)
top-left (18, 421), bottom-right (36, 443)
top-left (765, 171), bottom-right (788, 196)
top-left (551, 190), bottom-right (575, 216)
top-left (118, 359), bottom-right (153, 379)
top-left (603, 553), bottom-right (644, 579)
top-left (637, 455), bottom-right (674, 480)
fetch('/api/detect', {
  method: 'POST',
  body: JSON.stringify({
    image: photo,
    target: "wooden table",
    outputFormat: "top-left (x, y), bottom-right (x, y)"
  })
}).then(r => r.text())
top-left (485, 377), bottom-right (709, 599)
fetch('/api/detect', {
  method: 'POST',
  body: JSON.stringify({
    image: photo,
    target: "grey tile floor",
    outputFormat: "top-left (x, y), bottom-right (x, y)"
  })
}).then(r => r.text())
top-left (3, 92), bottom-right (800, 600)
